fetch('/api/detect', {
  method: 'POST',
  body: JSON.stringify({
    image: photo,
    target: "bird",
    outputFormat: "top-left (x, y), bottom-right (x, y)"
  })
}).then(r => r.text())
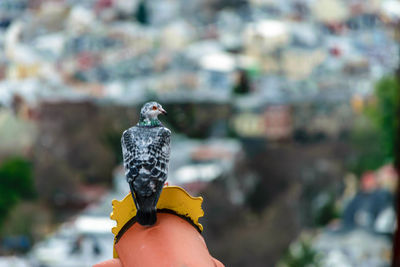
top-left (121, 101), bottom-right (171, 226)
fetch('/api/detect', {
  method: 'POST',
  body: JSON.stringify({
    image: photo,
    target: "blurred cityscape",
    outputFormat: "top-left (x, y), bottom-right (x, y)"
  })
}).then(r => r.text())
top-left (0, 0), bottom-right (399, 266)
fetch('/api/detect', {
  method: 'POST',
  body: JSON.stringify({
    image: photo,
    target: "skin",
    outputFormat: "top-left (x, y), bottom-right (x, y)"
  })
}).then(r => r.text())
top-left (93, 214), bottom-right (224, 267)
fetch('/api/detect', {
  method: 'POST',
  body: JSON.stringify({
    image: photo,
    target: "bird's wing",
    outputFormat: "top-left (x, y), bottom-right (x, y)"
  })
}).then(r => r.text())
top-left (122, 126), bottom-right (171, 192)
top-left (121, 128), bottom-right (139, 183)
top-left (146, 127), bottom-right (171, 183)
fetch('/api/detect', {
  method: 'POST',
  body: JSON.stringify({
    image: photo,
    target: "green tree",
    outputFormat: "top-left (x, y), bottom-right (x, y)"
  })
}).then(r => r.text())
top-left (313, 194), bottom-right (339, 227)
top-left (348, 76), bottom-right (399, 175)
top-left (0, 157), bottom-right (35, 228)
top-left (348, 117), bottom-right (387, 175)
top-left (135, 1), bottom-right (149, 25)
top-left (279, 240), bottom-right (321, 267)
top-left (366, 76), bottom-right (399, 161)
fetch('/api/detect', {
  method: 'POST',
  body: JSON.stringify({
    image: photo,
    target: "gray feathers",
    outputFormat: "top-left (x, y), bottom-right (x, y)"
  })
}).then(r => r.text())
top-left (121, 125), bottom-right (171, 197)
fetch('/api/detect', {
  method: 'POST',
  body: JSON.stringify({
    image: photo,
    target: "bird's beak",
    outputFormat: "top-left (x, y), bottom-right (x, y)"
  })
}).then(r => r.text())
top-left (159, 107), bottom-right (167, 115)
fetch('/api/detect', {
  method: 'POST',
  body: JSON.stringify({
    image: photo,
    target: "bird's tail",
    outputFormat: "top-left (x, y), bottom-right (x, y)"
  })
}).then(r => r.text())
top-left (136, 207), bottom-right (157, 226)
top-left (128, 178), bottom-right (163, 226)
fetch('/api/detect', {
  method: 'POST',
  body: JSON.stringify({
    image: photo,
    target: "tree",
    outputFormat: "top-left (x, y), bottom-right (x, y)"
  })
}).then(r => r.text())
top-left (135, 1), bottom-right (149, 25)
top-left (278, 240), bottom-right (321, 267)
top-left (33, 101), bottom-right (115, 205)
top-left (348, 76), bottom-right (399, 175)
top-left (348, 117), bottom-right (387, 175)
top-left (0, 157), bottom-right (35, 228)
top-left (233, 70), bottom-right (251, 95)
top-left (365, 76), bottom-right (399, 161)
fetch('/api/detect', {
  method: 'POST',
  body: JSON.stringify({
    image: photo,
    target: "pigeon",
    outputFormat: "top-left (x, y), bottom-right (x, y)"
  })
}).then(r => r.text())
top-left (121, 101), bottom-right (171, 226)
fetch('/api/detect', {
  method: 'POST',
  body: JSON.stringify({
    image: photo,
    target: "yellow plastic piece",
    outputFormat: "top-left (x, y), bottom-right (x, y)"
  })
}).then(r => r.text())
top-left (110, 186), bottom-right (204, 258)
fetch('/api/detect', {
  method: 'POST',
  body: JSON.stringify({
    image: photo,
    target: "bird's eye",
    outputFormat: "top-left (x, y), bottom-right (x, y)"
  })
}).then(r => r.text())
top-left (152, 106), bottom-right (157, 110)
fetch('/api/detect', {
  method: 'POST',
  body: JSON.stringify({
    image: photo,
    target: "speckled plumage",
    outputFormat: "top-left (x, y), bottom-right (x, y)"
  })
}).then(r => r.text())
top-left (121, 102), bottom-right (170, 226)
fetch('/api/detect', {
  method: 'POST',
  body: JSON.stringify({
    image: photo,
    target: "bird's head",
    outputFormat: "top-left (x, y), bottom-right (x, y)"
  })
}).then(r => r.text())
top-left (139, 101), bottom-right (167, 126)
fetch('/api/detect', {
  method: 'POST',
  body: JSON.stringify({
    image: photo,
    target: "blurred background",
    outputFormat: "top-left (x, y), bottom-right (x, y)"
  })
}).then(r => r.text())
top-left (0, 0), bottom-right (399, 266)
